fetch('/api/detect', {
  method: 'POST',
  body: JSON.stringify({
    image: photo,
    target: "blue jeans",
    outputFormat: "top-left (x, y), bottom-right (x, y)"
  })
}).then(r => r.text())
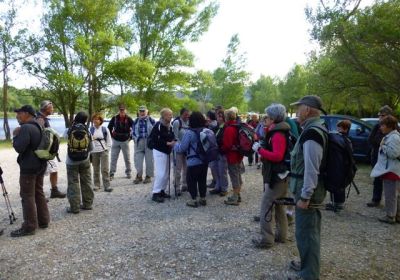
top-left (295, 208), bottom-right (321, 280)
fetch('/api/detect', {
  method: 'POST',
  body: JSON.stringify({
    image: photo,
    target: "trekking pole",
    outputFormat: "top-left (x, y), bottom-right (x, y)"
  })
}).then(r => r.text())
top-left (0, 167), bottom-right (17, 224)
top-left (264, 197), bottom-right (324, 222)
top-left (346, 180), bottom-right (360, 198)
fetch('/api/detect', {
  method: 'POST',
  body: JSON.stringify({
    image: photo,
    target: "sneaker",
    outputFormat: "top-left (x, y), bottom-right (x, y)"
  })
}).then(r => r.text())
top-left (133, 176), bottom-right (143, 184)
top-left (289, 260), bottom-right (301, 272)
top-left (253, 215), bottom-right (260, 222)
top-left (219, 191), bottom-right (228, 197)
top-left (104, 187), bottom-right (113, 192)
top-left (209, 189), bottom-right (221, 195)
top-left (186, 199), bottom-right (199, 208)
top-left (50, 187), bottom-right (66, 199)
top-left (160, 190), bottom-right (171, 199)
top-left (152, 193), bottom-right (165, 203)
top-left (367, 201), bottom-right (380, 207)
top-left (224, 194), bottom-right (240, 206)
top-left (143, 176), bottom-right (151, 184)
top-left (378, 215), bottom-right (396, 224)
top-left (251, 238), bottom-right (273, 249)
top-left (66, 207), bottom-right (79, 214)
top-left (10, 228), bottom-right (35, 238)
top-left (80, 205), bottom-right (92, 211)
top-left (199, 197), bottom-right (207, 206)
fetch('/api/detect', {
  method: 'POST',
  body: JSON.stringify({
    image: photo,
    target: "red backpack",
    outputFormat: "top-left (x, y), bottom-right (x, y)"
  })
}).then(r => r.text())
top-left (229, 123), bottom-right (257, 157)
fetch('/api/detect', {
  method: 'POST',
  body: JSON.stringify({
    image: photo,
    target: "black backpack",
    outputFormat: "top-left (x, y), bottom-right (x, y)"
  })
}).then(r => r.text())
top-left (67, 123), bottom-right (91, 161)
top-left (323, 132), bottom-right (357, 193)
top-left (307, 127), bottom-right (357, 193)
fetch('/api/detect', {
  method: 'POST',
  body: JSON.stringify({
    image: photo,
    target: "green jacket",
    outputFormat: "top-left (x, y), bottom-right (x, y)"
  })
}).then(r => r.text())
top-left (289, 117), bottom-right (327, 205)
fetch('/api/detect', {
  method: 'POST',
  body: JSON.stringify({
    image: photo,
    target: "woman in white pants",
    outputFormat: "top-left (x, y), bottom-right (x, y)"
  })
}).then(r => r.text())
top-left (148, 108), bottom-right (176, 203)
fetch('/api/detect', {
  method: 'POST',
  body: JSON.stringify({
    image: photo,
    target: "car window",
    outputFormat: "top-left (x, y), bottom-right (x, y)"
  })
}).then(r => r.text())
top-left (349, 122), bottom-right (370, 136)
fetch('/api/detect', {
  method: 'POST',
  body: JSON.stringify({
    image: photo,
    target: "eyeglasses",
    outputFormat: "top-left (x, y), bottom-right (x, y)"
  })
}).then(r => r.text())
top-left (378, 114), bottom-right (386, 117)
top-left (119, 108), bottom-right (125, 111)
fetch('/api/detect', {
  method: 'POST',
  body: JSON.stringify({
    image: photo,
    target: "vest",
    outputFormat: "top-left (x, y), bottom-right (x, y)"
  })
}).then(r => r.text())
top-left (289, 117), bottom-right (327, 205)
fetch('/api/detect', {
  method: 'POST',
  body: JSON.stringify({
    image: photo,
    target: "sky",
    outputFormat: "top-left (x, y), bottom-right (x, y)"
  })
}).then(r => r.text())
top-left (7, 0), bottom-right (373, 87)
top-left (186, 0), bottom-right (321, 81)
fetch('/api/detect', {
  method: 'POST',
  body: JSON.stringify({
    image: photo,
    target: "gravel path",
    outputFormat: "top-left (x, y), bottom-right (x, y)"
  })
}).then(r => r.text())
top-left (0, 144), bottom-right (399, 280)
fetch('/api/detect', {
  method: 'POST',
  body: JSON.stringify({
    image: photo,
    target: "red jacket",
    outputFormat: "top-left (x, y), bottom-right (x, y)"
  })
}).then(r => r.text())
top-left (258, 129), bottom-right (286, 162)
top-left (221, 120), bottom-right (244, 164)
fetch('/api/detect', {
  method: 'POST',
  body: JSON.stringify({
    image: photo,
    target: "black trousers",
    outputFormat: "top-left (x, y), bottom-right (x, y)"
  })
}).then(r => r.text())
top-left (372, 177), bottom-right (383, 203)
top-left (186, 164), bottom-right (208, 199)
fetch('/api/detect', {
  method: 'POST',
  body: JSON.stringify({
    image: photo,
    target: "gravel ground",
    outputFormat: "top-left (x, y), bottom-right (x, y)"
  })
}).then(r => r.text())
top-left (0, 143), bottom-right (399, 280)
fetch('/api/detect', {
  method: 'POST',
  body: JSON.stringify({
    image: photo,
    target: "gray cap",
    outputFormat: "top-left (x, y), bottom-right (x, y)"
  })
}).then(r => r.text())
top-left (290, 95), bottom-right (324, 111)
top-left (139, 105), bottom-right (147, 111)
top-left (40, 100), bottom-right (52, 110)
top-left (378, 105), bottom-right (393, 116)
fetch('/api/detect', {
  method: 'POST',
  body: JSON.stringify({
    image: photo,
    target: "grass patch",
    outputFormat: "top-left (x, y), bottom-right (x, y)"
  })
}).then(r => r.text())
top-left (0, 139), bottom-right (12, 150)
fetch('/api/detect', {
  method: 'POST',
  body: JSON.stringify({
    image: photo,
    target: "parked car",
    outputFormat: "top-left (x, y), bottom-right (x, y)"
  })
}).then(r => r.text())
top-left (321, 115), bottom-right (372, 162)
top-left (361, 117), bottom-right (379, 127)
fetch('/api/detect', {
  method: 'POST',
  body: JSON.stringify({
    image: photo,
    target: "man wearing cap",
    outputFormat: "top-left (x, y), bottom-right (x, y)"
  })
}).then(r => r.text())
top-left (132, 105), bottom-right (155, 184)
top-left (366, 105), bottom-right (393, 207)
top-left (36, 100), bottom-right (66, 199)
top-left (107, 104), bottom-right (134, 180)
top-left (12, 105), bottom-right (50, 237)
top-left (288, 95), bottom-right (328, 280)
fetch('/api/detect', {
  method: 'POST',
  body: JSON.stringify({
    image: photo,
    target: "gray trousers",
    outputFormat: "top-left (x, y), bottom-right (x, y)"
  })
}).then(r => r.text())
top-left (259, 179), bottom-right (288, 245)
top-left (134, 138), bottom-right (154, 178)
top-left (383, 179), bottom-right (400, 218)
top-left (91, 150), bottom-right (110, 189)
top-left (211, 154), bottom-right (228, 192)
top-left (110, 139), bottom-right (131, 176)
top-left (174, 152), bottom-right (187, 189)
top-left (67, 160), bottom-right (93, 211)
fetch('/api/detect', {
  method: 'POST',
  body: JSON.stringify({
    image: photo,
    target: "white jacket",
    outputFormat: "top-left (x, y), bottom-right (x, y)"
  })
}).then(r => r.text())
top-left (371, 130), bottom-right (400, 178)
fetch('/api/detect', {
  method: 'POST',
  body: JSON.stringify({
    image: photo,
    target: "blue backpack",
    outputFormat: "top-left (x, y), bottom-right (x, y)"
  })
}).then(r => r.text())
top-left (190, 128), bottom-right (219, 164)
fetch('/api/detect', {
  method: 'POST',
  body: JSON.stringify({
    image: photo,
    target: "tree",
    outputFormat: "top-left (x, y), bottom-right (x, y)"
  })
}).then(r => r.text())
top-left (190, 70), bottom-right (215, 112)
top-left (127, 0), bottom-right (218, 104)
top-left (0, 1), bottom-right (39, 139)
top-left (248, 75), bottom-right (279, 113)
top-left (211, 34), bottom-right (249, 111)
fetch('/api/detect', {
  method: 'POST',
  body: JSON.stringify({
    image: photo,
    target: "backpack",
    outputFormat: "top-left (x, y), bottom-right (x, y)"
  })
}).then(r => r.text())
top-left (323, 132), bottom-right (357, 193)
top-left (189, 128), bottom-right (219, 164)
top-left (172, 117), bottom-right (183, 130)
top-left (33, 122), bottom-right (60, 161)
top-left (305, 127), bottom-right (357, 193)
top-left (67, 123), bottom-right (91, 161)
top-left (230, 123), bottom-right (257, 157)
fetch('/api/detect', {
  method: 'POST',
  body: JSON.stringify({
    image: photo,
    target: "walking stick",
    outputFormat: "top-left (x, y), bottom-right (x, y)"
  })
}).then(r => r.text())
top-left (0, 167), bottom-right (17, 224)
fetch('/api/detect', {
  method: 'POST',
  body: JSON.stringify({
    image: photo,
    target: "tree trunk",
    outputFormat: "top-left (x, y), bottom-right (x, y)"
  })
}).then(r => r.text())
top-left (2, 49), bottom-right (11, 140)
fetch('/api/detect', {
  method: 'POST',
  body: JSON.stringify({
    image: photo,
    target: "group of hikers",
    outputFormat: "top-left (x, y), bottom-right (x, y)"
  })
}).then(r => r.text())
top-left (3, 95), bottom-right (400, 280)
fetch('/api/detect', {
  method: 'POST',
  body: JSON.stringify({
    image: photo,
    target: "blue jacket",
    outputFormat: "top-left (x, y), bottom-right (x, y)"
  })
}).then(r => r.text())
top-left (173, 129), bottom-right (203, 166)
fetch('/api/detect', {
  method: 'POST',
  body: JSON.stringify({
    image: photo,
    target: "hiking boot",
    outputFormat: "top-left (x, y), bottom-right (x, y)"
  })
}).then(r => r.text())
top-left (143, 176), bottom-right (151, 184)
top-left (38, 224), bottom-right (48, 229)
top-left (93, 186), bottom-right (101, 192)
top-left (209, 189), bottom-right (221, 195)
top-left (50, 187), bottom-right (66, 199)
top-left (186, 199), bottom-right (199, 208)
top-left (253, 215), bottom-right (260, 222)
top-left (367, 201), bottom-right (380, 207)
top-left (289, 260), bottom-right (301, 272)
top-left (104, 187), bottom-right (113, 192)
top-left (0, 228), bottom-right (4, 236)
top-left (251, 238), bottom-right (273, 249)
top-left (80, 205), bottom-right (92, 211)
top-left (10, 228), bottom-right (35, 238)
top-left (237, 194), bottom-right (242, 203)
top-left (160, 190), bottom-right (171, 199)
top-left (66, 207), bottom-right (79, 214)
top-left (126, 174), bottom-right (132, 179)
top-left (199, 197), bottom-right (207, 206)
top-left (224, 194), bottom-right (240, 206)
top-left (257, 163), bottom-right (261, 169)
top-left (248, 163), bottom-right (253, 166)
top-left (181, 185), bottom-right (188, 192)
top-left (219, 191), bottom-right (228, 197)
top-left (109, 174), bottom-right (114, 181)
top-left (133, 176), bottom-right (143, 184)
top-left (378, 215), bottom-right (396, 224)
top-left (396, 216), bottom-right (400, 223)
top-left (152, 193), bottom-right (165, 203)
top-left (287, 214), bottom-right (295, 226)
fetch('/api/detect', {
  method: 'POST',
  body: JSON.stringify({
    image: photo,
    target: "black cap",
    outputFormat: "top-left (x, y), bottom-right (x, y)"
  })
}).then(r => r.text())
top-left (290, 95), bottom-right (326, 114)
top-left (14, 105), bottom-right (36, 117)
